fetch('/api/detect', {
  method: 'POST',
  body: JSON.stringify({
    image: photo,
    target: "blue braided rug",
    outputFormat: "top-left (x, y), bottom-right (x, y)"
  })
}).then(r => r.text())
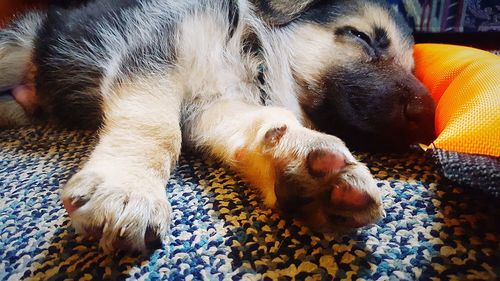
top-left (0, 126), bottom-right (499, 280)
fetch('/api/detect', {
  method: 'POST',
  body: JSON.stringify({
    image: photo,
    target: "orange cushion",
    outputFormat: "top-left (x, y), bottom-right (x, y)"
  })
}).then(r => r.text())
top-left (414, 43), bottom-right (500, 157)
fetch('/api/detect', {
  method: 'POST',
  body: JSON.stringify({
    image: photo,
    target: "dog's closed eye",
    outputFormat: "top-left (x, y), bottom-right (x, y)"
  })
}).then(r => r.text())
top-left (347, 28), bottom-right (371, 46)
top-left (335, 26), bottom-right (375, 57)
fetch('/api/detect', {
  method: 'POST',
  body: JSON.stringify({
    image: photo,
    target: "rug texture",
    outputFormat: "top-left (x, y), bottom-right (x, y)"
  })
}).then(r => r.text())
top-left (0, 126), bottom-right (499, 280)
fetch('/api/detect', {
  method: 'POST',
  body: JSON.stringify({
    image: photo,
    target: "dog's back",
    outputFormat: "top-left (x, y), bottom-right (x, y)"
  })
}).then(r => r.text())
top-left (1, 0), bottom-right (260, 128)
top-left (36, 0), bottom-right (174, 128)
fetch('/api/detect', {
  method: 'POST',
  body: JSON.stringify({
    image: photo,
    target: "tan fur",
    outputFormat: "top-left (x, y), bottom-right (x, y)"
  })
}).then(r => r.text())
top-left (287, 3), bottom-right (414, 90)
top-left (360, 3), bottom-right (415, 70)
top-left (189, 101), bottom-right (301, 206)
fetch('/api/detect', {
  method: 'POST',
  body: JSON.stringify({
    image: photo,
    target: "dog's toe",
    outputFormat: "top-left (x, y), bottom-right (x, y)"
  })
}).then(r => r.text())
top-left (61, 170), bottom-right (171, 253)
top-left (330, 182), bottom-right (375, 211)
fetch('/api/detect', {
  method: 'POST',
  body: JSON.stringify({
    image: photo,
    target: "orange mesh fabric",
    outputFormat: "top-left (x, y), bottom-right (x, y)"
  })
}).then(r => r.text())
top-left (414, 43), bottom-right (500, 157)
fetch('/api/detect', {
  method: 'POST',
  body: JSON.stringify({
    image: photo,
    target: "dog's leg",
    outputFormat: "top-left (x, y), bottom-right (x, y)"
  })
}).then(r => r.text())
top-left (61, 80), bottom-right (182, 253)
top-left (188, 100), bottom-right (384, 231)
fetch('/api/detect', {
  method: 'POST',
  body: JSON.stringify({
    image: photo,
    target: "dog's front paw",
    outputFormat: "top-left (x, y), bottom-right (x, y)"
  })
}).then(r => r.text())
top-left (61, 169), bottom-right (171, 253)
top-left (267, 127), bottom-right (384, 232)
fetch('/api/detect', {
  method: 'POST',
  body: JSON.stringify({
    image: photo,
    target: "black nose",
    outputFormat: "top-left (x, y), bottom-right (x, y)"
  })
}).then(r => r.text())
top-left (402, 85), bottom-right (436, 143)
top-left (404, 94), bottom-right (434, 124)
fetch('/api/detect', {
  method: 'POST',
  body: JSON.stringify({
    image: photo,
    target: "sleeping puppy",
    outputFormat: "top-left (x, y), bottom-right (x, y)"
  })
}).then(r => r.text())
top-left (0, 0), bottom-right (435, 253)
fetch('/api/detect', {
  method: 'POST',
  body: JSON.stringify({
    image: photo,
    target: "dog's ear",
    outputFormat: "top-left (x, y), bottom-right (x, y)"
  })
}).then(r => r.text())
top-left (252, 0), bottom-right (320, 26)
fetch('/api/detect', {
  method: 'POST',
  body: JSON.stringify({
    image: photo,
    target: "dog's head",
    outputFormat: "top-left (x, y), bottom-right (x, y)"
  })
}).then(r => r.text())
top-left (256, 0), bottom-right (435, 151)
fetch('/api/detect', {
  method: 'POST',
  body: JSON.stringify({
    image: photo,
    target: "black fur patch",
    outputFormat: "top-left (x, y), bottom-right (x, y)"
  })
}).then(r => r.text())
top-left (374, 27), bottom-right (391, 49)
top-left (35, 13), bottom-right (103, 128)
top-left (49, 0), bottom-right (92, 9)
top-left (119, 26), bottom-right (177, 77)
top-left (251, 0), bottom-right (320, 26)
top-left (33, 0), bottom-right (182, 129)
top-left (227, 0), bottom-right (239, 38)
top-left (34, 0), bottom-right (142, 128)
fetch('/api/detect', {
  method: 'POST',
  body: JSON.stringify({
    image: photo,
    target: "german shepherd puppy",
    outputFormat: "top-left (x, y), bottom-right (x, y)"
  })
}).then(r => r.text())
top-left (0, 0), bottom-right (435, 253)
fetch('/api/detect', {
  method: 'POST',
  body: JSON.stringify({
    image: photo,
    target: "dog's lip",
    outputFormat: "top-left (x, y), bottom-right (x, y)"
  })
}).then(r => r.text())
top-left (403, 122), bottom-right (436, 145)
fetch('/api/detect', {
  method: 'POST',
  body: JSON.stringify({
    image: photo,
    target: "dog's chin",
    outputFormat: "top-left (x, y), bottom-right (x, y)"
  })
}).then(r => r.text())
top-left (347, 138), bottom-right (423, 153)
top-left (348, 133), bottom-right (435, 153)
top-left (320, 124), bottom-right (436, 153)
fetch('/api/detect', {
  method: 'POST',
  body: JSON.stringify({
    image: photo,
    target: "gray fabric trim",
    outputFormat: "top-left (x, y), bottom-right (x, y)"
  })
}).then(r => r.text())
top-left (432, 148), bottom-right (500, 197)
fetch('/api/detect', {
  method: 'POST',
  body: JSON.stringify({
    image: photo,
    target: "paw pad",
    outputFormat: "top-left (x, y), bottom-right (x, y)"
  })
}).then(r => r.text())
top-left (306, 149), bottom-right (346, 177)
top-left (330, 183), bottom-right (375, 211)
